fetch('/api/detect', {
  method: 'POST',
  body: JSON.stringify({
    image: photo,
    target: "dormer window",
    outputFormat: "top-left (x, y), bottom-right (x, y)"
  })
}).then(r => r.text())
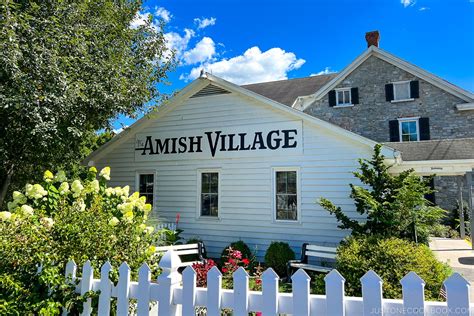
top-left (336, 88), bottom-right (352, 106)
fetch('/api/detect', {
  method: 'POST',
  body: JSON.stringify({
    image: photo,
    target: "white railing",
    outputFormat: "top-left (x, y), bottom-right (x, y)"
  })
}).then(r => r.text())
top-left (155, 222), bottom-right (177, 231)
top-left (64, 250), bottom-right (472, 316)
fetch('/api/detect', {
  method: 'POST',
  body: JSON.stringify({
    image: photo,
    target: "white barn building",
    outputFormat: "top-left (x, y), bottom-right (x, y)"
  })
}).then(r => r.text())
top-left (85, 73), bottom-right (399, 258)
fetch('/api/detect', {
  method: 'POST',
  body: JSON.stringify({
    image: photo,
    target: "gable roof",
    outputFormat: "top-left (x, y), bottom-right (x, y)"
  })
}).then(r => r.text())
top-left (84, 73), bottom-right (398, 164)
top-left (293, 46), bottom-right (474, 110)
top-left (241, 74), bottom-right (337, 106)
top-left (385, 138), bottom-right (474, 161)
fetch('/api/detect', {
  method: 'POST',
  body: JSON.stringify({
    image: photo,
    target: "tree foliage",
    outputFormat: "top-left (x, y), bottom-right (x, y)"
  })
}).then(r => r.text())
top-left (0, 0), bottom-right (174, 206)
top-left (319, 144), bottom-right (445, 244)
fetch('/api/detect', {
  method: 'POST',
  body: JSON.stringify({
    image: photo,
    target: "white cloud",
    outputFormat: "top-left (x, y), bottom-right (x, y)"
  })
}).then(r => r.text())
top-left (419, 6), bottom-right (429, 11)
top-left (194, 17), bottom-right (217, 29)
top-left (180, 46), bottom-right (305, 85)
top-left (164, 28), bottom-right (195, 59)
top-left (310, 67), bottom-right (336, 76)
top-left (113, 125), bottom-right (128, 134)
top-left (130, 11), bottom-right (152, 29)
top-left (155, 7), bottom-right (172, 22)
top-left (401, 0), bottom-right (416, 7)
top-left (183, 37), bottom-right (216, 65)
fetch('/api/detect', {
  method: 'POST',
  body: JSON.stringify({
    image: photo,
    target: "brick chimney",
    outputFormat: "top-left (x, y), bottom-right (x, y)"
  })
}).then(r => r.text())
top-left (365, 31), bottom-right (380, 47)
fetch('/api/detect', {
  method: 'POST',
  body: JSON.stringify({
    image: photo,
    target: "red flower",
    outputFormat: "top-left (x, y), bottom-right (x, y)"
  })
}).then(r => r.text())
top-left (222, 267), bottom-right (228, 273)
top-left (175, 213), bottom-right (180, 225)
top-left (242, 258), bottom-right (250, 265)
top-left (228, 258), bottom-right (235, 265)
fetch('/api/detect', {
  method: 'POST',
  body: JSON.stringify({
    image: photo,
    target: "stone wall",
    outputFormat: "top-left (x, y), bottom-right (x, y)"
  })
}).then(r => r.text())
top-left (434, 175), bottom-right (469, 212)
top-left (304, 56), bottom-right (474, 142)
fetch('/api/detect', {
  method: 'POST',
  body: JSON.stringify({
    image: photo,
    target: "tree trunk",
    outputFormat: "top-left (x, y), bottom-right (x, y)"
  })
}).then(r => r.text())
top-left (0, 168), bottom-right (13, 209)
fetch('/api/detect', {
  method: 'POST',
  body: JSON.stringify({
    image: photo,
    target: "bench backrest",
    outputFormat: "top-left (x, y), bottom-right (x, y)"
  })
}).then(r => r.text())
top-left (155, 242), bottom-right (205, 265)
top-left (301, 243), bottom-right (337, 263)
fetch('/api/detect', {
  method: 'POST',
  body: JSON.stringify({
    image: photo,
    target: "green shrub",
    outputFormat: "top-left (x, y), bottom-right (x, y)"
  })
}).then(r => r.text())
top-left (221, 240), bottom-right (253, 264)
top-left (0, 167), bottom-right (164, 314)
top-left (430, 223), bottom-right (460, 239)
top-left (264, 242), bottom-right (295, 277)
top-left (335, 235), bottom-right (452, 300)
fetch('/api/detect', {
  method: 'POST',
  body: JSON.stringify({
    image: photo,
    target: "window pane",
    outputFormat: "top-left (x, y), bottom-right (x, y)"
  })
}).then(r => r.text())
top-left (409, 133), bottom-right (418, 141)
top-left (408, 122), bottom-right (417, 134)
top-left (201, 173), bottom-right (210, 193)
top-left (344, 90), bottom-right (350, 103)
top-left (276, 172), bottom-right (287, 194)
top-left (210, 173), bottom-right (218, 193)
top-left (287, 171), bottom-right (297, 194)
top-left (210, 194), bottom-right (218, 216)
top-left (402, 134), bottom-right (410, 142)
top-left (395, 82), bottom-right (410, 100)
top-left (337, 91), bottom-right (344, 104)
top-left (139, 174), bottom-right (154, 206)
top-left (201, 194), bottom-right (210, 216)
top-left (276, 194), bottom-right (289, 219)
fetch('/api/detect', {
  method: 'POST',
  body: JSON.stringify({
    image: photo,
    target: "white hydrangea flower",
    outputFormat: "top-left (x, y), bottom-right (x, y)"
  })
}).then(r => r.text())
top-left (108, 217), bottom-right (119, 226)
top-left (90, 179), bottom-right (100, 193)
top-left (25, 184), bottom-right (48, 199)
top-left (58, 182), bottom-right (69, 195)
top-left (12, 191), bottom-right (27, 204)
top-left (89, 166), bottom-right (97, 173)
top-left (118, 202), bottom-right (134, 214)
top-left (0, 211), bottom-right (12, 221)
top-left (7, 201), bottom-right (18, 211)
top-left (20, 205), bottom-right (34, 216)
top-left (55, 170), bottom-right (67, 182)
top-left (145, 226), bottom-right (154, 234)
top-left (123, 211), bottom-right (134, 223)
top-left (40, 217), bottom-right (54, 228)
top-left (99, 166), bottom-right (111, 180)
top-left (43, 170), bottom-right (54, 182)
top-left (122, 186), bottom-right (130, 197)
top-left (71, 180), bottom-right (84, 197)
top-left (105, 187), bottom-right (115, 197)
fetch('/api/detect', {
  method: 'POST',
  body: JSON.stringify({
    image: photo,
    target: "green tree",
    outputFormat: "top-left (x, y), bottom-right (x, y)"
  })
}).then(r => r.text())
top-left (0, 0), bottom-right (175, 207)
top-left (319, 144), bottom-right (445, 244)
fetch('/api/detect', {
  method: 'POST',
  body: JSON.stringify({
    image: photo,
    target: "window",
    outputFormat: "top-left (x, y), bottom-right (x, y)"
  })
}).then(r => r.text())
top-left (275, 169), bottom-right (299, 221)
top-left (138, 173), bottom-right (154, 205)
top-left (199, 171), bottom-right (219, 217)
top-left (399, 118), bottom-right (419, 142)
top-left (336, 88), bottom-right (352, 106)
top-left (393, 81), bottom-right (411, 101)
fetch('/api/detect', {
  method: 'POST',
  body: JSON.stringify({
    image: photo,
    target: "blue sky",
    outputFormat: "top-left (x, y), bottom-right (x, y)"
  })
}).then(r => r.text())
top-left (113, 0), bottom-right (474, 131)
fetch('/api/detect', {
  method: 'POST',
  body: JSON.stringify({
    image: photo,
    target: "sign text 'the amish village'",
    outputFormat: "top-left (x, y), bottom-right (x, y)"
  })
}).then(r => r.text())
top-left (134, 121), bottom-right (303, 161)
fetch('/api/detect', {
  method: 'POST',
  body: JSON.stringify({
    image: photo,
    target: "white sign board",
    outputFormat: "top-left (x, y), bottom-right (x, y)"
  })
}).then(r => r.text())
top-left (134, 121), bottom-right (303, 161)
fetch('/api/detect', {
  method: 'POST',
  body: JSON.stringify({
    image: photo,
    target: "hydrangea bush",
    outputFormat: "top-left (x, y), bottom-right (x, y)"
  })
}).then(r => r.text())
top-left (0, 167), bottom-right (163, 315)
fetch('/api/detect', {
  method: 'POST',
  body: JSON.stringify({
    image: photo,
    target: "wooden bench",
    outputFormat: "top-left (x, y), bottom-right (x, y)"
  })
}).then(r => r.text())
top-left (287, 243), bottom-right (337, 276)
top-left (155, 242), bottom-right (206, 268)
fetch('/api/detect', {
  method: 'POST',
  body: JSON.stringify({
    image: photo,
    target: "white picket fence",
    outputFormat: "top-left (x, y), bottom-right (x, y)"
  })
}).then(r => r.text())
top-left (63, 250), bottom-right (472, 316)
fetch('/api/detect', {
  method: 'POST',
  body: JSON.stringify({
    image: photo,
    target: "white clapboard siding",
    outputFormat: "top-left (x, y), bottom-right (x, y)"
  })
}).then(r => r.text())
top-left (93, 92), bottom-right (373, 258)
top-left (63, 250), bottom-right (472, 316)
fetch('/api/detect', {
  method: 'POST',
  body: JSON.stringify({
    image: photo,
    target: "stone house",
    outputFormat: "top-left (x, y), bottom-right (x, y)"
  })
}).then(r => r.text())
top-left (244, 31), bottom-right (474, 215)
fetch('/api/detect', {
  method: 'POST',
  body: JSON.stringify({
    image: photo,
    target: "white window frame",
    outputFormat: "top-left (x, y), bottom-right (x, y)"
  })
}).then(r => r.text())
top-left (392, 80), bottom-right (414, 103)
top-left (335, 88), bottom-right (353, 107)
top-left (272, 167), bottom-right (301, 223)
top-left (398, 117), bottom-right (420, 142)
top-left (196, 169), bottom-right (221, 220)
top-left (135, 170), bottom-right (157, 209)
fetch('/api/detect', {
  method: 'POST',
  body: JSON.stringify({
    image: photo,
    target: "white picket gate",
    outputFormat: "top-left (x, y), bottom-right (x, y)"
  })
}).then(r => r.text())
top-left (63, 250), bottom-right (472, 316)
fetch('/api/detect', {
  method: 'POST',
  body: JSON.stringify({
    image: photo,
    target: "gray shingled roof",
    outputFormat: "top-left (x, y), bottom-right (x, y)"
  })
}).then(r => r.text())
top-left (385, 138), bottom-right (474, 161)
top-left (241, 74), bottom-right (337, 106)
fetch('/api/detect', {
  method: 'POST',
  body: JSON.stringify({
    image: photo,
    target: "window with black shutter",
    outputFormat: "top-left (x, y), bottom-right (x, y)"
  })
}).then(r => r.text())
top-left (385, 84), bottom-right (394, 102)
top-left (351, 88), bottom-right (359, 104)
top-left (328, 90), bottom-right (336, 107)
top-left (419, 117), bottom-right (430, 140)
top-left (410, 80), bottom-right (420, 98)
top-left (389, 120), bottom-right (400, 142)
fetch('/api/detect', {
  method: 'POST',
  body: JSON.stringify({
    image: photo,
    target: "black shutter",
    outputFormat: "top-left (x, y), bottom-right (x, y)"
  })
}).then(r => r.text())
top-left (351, 87), bottom-right (359, 104)
top-left (424, 177), bottom-right (436, 205)
top-left (419, 117), bottom-right (430, 140)
top-left (328, 90), bottom-right (336, 107)
top-left (410, 80), bottom-right (420, 99)
top-left (385, 84), bottom-right (394, 101)
top-left (389, 120), bottom-right (400, 142)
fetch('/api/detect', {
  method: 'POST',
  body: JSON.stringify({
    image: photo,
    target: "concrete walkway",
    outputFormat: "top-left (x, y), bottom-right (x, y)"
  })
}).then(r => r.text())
top-left (429, 237), bottom-right (474, 300)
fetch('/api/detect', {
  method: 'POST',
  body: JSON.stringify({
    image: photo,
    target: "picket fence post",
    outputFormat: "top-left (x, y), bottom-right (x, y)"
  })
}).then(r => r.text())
top-left (80, 260), bottom-right (93, 316)
top-left (444, 272), bottom-right (471, 316)
top-left (292, 269), bottom-right (310, 316)
top-left (116, 262), bottom-right (131, 316)
top-left (157, 250), bottom-right (182, 316)
top-left (62, 260), bottom-right (77, 316)
top-left (400, 271), bottom-right (425, 316)
top-left (261, 268), bottom-right (279, 316)
top-left (182, 266), bottom-right (197, 316)
top-left (97, 261), bottom-right (112, 315)
top-left (361, 270), bottom-right (383, 316)
top-left (233, 267), bottom-right (250, 315)
top-left (325, 269), bottom-right (345, 316)
top-left (137, 263), bottom-right (152, 316)
top-left (206, 266), bottom-right (222, 316)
